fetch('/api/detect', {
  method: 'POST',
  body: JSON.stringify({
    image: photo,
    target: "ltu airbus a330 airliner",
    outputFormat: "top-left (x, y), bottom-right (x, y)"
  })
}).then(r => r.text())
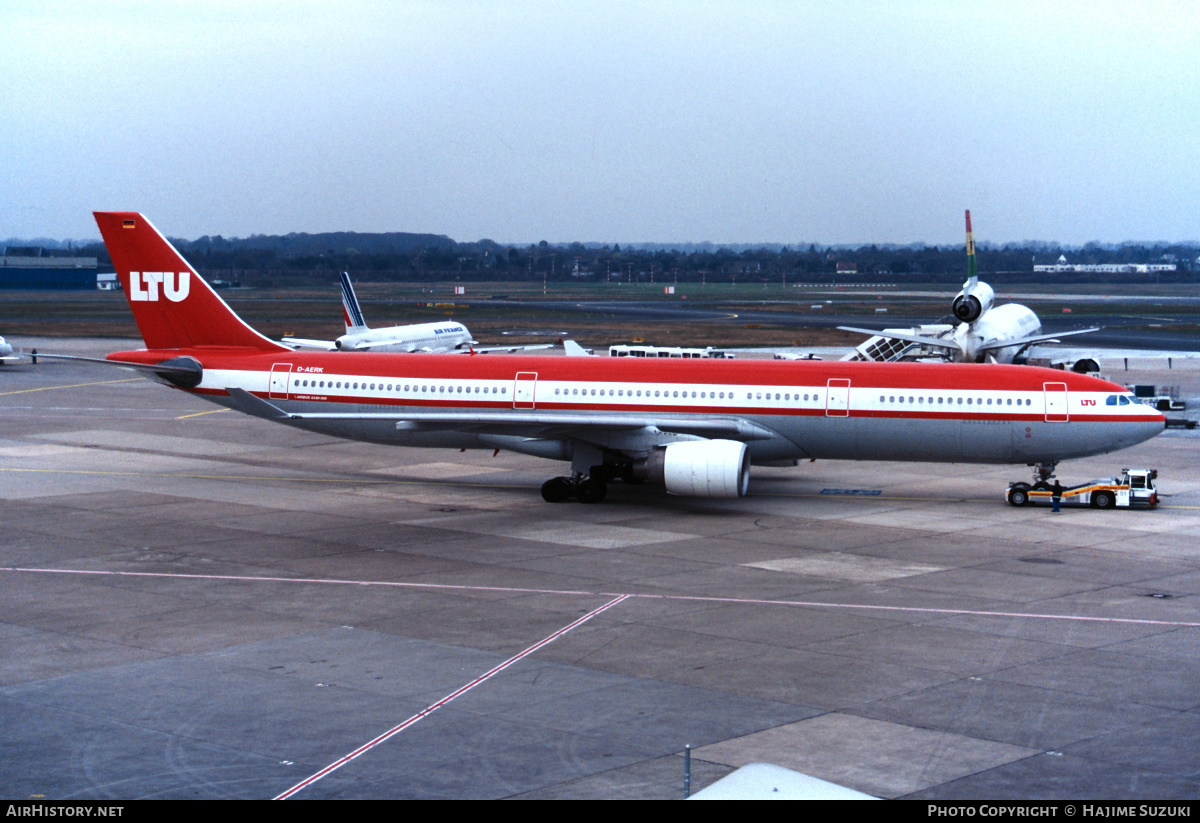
top-left (86, 212), bottom-right (1163, 504)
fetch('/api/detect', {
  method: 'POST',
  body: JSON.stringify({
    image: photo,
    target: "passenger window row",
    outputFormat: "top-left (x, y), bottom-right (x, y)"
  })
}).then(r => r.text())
top-left (293, 379), bottom-right (508, 395)
top-left (878, 395), bottom-right (1033, 407)
top-left (286, 378), bottom-right (1105, 412)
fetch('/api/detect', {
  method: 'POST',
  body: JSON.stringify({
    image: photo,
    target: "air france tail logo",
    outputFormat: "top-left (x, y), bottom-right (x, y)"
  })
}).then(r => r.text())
top-left (130, 271), bottom-right (190, 302)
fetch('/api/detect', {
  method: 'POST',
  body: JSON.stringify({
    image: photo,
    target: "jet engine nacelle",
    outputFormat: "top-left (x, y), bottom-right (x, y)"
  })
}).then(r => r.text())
top-left (951, 279), bottom-right (995, 323)
top-left (636, 439), bottom-right (750, 498)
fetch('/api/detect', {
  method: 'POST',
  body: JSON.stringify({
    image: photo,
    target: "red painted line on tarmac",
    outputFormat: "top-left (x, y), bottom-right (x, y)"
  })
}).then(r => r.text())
top-left (4, 566), bottom-right (1199, 629)
top-left (272, 593), bottom-right (630, 800)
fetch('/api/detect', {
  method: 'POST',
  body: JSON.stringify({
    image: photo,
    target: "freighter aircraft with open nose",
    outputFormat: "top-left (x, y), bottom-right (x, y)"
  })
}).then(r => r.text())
top-left (87, 212), bottom-right (1163, 504)
top-left (841, 210), bottom-right (1098, 366)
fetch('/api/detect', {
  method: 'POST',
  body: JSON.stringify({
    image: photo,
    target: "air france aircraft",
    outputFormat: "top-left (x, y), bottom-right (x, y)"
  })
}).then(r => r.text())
top-left (89, 212), bottom-right (1163, 503)
top-left (284, 271), bottom-right (476, 353)
top-left (0, 336), bottom-right (18, 364)
top-left (283, 271), bottom-right (549, 355)
top-left (841, 211), bottom-right (1097, 365)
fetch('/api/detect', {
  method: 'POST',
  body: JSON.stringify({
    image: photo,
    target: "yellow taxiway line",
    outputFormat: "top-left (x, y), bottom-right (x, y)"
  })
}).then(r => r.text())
top-left (0, 378), bottom-right (141, 396)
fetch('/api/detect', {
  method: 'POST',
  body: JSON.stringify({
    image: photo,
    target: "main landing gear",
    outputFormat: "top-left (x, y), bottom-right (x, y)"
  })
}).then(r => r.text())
top-left (541, 475), bottom-right (606, 503)
top-left (541, 465), bottom-right (642, 503)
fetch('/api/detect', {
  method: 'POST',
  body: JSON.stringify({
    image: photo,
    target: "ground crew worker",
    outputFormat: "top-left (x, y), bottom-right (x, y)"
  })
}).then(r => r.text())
top-left (1051, 480), bottom-right (1063, 513)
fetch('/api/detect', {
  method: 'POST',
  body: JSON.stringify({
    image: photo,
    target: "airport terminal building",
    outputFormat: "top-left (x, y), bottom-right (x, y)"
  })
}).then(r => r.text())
top-left (0, 247), bottom-right (100, 289)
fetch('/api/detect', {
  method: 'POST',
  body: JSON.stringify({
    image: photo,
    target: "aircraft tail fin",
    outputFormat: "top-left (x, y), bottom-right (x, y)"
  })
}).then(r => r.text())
top-left (965, 209), bottom-right (978, 286)
top-left (94, 212), bottom-right (289, 353)
top-left (339, 271), bottom-right (369, 333)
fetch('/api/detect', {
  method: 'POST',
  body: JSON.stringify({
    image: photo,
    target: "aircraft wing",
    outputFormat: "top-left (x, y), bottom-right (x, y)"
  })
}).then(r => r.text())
top-left (281, 337), bottom-right (338, 351)
top-left (343, 337), bottom-right (429, 352)
top-left (342, 340), bottom-right (554, 353)
top-left (837, 326), bottom-right (959, 352)
top-left (977, 327), bottom-right (1099, 353)
top-left (226, 388), bottom-right (777, 443)
top-left (457, 344), bottom-right (556, 355)
top-left (563, 340), bottom-right (592, 356)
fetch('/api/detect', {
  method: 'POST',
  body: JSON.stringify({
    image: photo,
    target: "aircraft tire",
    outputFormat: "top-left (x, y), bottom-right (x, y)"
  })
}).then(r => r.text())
top-left (541, 477), bottom-right (574, 503)
top-left (576, 479), bottom-right (607, 504)
top-left (1092, 490), bottom-right (1116, 509)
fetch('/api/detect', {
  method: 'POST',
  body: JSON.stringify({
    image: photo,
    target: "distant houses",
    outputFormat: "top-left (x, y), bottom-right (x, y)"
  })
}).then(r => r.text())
top-left (1034, 254), bottom-right (1176, 274)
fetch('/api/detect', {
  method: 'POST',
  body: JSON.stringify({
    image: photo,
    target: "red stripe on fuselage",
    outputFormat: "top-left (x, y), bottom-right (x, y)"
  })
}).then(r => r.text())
top-left (117, 348), bottom-right (1162, 425)
top-left (110, 349), bottom-right (1129, 393)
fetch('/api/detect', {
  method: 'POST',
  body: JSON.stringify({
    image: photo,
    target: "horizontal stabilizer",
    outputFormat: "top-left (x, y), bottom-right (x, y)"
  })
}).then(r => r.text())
top-left (36, 353), bottom-right (203, 387)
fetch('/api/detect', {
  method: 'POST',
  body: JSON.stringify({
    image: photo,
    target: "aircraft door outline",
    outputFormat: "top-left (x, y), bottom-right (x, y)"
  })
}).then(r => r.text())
top-left (269, 363), bottom-right (293, 400)
top-left (514, 371), bottom-right (537, 409)
top-left (826, 378), bottom-right (850, 417)
top-left (1043, 381), bottom-right (1068, 422)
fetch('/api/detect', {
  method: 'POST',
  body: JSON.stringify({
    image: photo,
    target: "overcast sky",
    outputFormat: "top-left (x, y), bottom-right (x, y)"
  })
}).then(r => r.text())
top-left (3, 1), bottom-right (1197, 245)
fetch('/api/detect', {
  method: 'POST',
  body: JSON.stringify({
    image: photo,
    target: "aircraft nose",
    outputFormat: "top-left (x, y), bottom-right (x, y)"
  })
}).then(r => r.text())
top-left (1139, 410), bottom-right (1167, 443)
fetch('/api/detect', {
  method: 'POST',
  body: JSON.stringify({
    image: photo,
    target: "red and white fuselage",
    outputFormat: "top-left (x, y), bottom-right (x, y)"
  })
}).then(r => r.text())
top-left (93, 212), bottom-right (1164, 500)
top-left (108, 344), bottom-right (1165, 466)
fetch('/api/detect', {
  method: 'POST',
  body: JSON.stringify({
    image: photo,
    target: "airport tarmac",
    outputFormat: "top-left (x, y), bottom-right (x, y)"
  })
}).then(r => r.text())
top-left (3, 339), bottom-right (1200, 800)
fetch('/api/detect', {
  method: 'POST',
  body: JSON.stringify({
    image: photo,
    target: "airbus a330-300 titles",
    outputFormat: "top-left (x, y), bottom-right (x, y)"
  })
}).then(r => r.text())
top-left (85, 212), bottom-right (1163, 504)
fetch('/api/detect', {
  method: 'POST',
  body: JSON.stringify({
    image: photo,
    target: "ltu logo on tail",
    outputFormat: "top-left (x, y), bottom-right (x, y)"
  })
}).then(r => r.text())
top-left (130, 271), bottom-right (190, 302)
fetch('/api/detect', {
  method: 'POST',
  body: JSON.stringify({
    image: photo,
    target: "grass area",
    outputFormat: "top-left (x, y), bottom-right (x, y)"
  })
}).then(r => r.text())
top-left (4, 280), bottom-right (1200, 350)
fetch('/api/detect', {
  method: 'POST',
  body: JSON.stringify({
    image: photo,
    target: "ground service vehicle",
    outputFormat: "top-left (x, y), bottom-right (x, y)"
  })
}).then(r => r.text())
top-left (608, 345), bottom-right (736, 359)
top-left (1126, 385), bottom-right (1186, 412)
top-left (1007, 469), bottom-right (1158, 509)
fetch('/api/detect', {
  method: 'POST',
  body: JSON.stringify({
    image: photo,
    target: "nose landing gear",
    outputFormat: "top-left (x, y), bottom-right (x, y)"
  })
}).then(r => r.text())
top-left (1031, 461), bottom-right (1058, 488)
